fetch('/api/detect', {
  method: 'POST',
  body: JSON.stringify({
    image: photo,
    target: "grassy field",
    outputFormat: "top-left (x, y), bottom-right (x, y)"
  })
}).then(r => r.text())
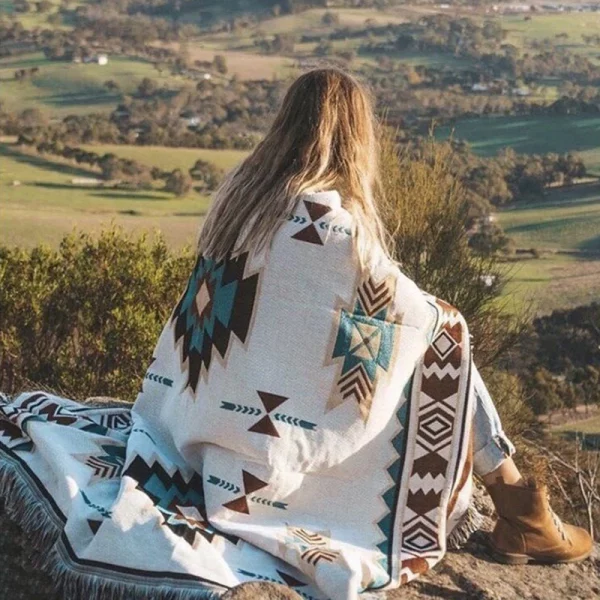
top-left (501, 12), bottom-right (600, 63)
top-left (436, 115), bottom-right (600, 174)
top-left (553, 414), bottom-right (600, 435)
top-left (497, 183), bottom-right (600, 314)
top-left (0, 53), bottom-right (187, 117)
top-left (503, 254), bottom-right (600, 315)
top-left (498, 184), bottom-right (600, 252)
top-left (0, 141), bottom-right (211, 248)
top-left (0, 0), bottom-right (70, 29)
top-left (81, 144), bottom-right (247, 172)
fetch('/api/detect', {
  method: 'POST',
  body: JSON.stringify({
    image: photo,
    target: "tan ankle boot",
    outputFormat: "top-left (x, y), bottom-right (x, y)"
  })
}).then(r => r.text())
top-left (486, 477), bottom-right (593, 564)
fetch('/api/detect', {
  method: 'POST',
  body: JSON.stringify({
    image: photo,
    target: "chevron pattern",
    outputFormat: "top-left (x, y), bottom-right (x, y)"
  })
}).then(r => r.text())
top-left (144, 370), bottom-right (174, 388)
top-left (74, 441), bottom-right (126, 482)
top-left (280, 526), bottom-right (341, 576)
top-left (328, 275), bottom-right (398, 423)
top-left (338, 363), bottom-right (373, 403)
top-left (357, 277), bottom-right (395, 317)
top-left (301, 547), bottom-right (338, 566)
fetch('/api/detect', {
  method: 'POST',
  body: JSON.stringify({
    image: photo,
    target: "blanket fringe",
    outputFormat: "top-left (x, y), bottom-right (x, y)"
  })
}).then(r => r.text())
top-left (0, 456), bottom-right (224, 600)
top-left (446, 504), bottom-right (484, 551)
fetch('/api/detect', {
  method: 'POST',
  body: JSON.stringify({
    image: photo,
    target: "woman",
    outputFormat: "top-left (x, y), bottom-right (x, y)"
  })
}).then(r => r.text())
top-left (0, 69), bottom-right (592, 600)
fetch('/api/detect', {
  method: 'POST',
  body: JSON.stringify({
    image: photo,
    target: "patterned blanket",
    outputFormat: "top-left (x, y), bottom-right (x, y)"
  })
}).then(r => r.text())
top-left (0, 191), bottom-right (475, 600)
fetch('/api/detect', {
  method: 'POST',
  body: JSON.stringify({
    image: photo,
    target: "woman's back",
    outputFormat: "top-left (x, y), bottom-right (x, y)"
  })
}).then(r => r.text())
top-left (129, 188), bottom-right (467, 599)
top-left (0, 70), bottom-right (478, 600)
top-left (139, 190), bottom-right (434, 470)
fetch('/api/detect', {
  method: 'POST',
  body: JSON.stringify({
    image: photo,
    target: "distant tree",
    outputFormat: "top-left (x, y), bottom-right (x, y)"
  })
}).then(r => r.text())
top-left (19, 108), bottom-right (47, 128)
top-left (165, 169), bottom-right (192, 196)
top-left (35, 0), bottom-right (52, 12)
top-left (189, 159), bottom-right (224, 191)
top-left (272, 33), bottom-right (296, 53)
top-left (315, 40), bottom-right (333, 56)
top-left (98, 154), bottom-right (123, 181)
top-left (137, 78), bottom-right (158, 98)
top-left (213, 55), bottom-right (228, 75)
top-left (104, 80), bottom-right (120, 93)
top-left (322, 11), bottom-right (340, 27)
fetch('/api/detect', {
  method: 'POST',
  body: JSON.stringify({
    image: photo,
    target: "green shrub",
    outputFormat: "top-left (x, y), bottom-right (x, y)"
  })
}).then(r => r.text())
top-left (379, 133), bottom-right (533, 434)
top-left (0, 229), bottom-right (194, 400)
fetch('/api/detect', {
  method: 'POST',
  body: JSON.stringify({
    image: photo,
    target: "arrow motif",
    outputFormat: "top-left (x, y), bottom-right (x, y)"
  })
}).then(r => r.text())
top-left (273, 413), bottom-right (317, 431)
top-left (207, 475), bottom-right (240, 494)
top-left (220, 401), bottom-right (262, 416)
top-left (144, 371), bottom-right (174, 388)
top-left (319, 222), bottom-right (351, 236)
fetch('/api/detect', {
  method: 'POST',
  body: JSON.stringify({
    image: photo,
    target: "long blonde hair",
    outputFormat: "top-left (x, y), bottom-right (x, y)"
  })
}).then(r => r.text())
top-left (198, 68), bottom-right (391, 266)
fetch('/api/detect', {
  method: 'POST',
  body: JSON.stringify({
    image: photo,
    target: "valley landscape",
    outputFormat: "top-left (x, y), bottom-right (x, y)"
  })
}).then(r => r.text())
top-left (1, 4), bottom-right (600, 598)
top-left (1, 0), bottom-right (600, 534)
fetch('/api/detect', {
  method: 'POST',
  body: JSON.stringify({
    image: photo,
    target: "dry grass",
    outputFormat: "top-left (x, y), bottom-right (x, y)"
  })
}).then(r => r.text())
top-left (153, 43), bottom-right (296, 80)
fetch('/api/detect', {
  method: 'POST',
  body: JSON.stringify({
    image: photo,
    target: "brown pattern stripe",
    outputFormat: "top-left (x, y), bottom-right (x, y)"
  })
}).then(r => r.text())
top-left (399, 299), bottom-right (471, 585)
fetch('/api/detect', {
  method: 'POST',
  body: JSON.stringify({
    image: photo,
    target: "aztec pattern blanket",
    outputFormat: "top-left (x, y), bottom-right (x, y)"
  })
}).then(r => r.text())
top-left (0, 191), bottom-right (476, 600)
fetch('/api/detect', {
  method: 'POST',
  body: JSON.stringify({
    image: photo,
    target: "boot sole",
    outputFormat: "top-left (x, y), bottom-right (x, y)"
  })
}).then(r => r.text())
top-left (489, 546), bottom-right (593, 565)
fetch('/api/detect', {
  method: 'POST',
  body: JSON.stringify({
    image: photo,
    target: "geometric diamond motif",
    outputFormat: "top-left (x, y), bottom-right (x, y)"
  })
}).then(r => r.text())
top-left (328, 275), bottom-right (398, 423)
top-left (421, 413), bottom-right (452, 440)
top-left (431, 329), bottom-right (457, 360)
top-left (172, 252), bottom-right (260, 392)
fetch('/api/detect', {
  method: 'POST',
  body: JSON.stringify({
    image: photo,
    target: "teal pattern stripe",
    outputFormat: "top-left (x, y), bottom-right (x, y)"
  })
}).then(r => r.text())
top-left (273, 413), bottom-right (316, 431)
top-left (319, 221), bottom-right (352, 236)
top-left (144, 371), bottom-right (174, 388)
top-left (80, 490), bottom-right (112, 518)
top-left (249, 495), bottom-right (287, 510)
top-left (220, 401), bottom-right (262, 416)
top-left (207, 475), bottom-right (240, 494)
top-left (287, 215), bottom-right (307, 225)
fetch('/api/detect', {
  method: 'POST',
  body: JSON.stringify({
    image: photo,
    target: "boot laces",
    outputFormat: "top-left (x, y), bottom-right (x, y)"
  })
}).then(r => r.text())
top-left (546, 492), bottom-right (568, 543)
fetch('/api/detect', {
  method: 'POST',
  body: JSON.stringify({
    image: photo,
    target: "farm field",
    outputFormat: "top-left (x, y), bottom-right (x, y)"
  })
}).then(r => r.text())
top-left (81, 144), bottom-right (247, 172)
top-left (436, 115), bottom-right (600, 175)
top-left (497, 184), bottom-right (600, 252)
top-left (501, 12), bottom-right (600, 63)
top-left (502, 254), bottom-right (600, 315)
top-left (497, 183), bottom-right (600, 314)
top-left (553, 414), bottom-right (600, 435)
top-left (0, 141), bottom-right (210, 249)
top-left (0, 53), bottom-right (186, 117)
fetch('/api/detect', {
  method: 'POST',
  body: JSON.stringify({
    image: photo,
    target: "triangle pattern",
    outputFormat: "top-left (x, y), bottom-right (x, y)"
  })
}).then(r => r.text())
top-left (277, 570), bottom-right (307, 588)
top-left (248, 415), bottom-right (280, 437)
top-left (87, 519), bottom-right (103, 535)
top-left (242, 470), bottom-right (269, 495)
top-left (292, 224), bottom-right (323, 246)
top-left (303, 200), bottom-right (333, 222)
top-left (257, 391), bottom-right (288, 413)
top-left (223, 496), bottom-right (250, 514)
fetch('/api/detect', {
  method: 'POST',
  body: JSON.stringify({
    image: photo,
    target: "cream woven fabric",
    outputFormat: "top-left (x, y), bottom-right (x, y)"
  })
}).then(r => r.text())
top-left (0, 191), bottom-right (474, 600)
